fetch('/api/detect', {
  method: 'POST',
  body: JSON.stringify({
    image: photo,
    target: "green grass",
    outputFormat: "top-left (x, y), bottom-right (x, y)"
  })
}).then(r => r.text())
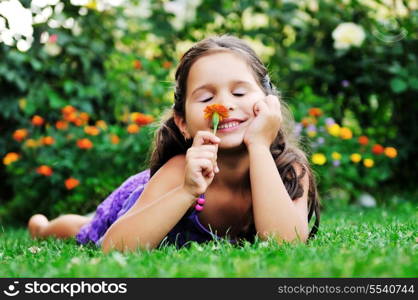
top-left (0, 202), bottom-right (416, 277)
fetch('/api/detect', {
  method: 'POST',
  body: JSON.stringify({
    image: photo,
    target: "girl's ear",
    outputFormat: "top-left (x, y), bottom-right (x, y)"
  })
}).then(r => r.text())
top-left (173, 113), bottom-right (190, 139)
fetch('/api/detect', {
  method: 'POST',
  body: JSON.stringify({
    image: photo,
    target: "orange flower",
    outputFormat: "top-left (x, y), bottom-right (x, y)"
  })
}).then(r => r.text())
top-left (127, 124), bottom-right (140, 134)
top-left (203, 104), bottom-right (229, 121)
top-left (163, 61), bottom-right (172, 69)
top-left (76, 138), bottom-right (93, 149)
top-left (372, 144), bottom-right (384, 155)
top-left (31, 115), bottom-right (45, 126)
top-left (36, 165), bottom-right (53, 176)
top-left (301, 117), bottom-right (317, 127)
top-left (79, 112), bottom-right (89, 123)
top-left (3, 152), bottom-right (20, 165)
top-left (74, 118), bottom-right (84, 127)
top-left (133, 113), bottom-right (154, 126)
top-left (339, 127), bottom-right (353, 139)
top-left (13, 129), bottom-right (28, 142)
top-left (24, 139), bottom-right (39, 148)
top-left (41, 136), bottom-right (55, 145)
top-left (308, 108), bottom-right (323, 117)
top-left (109, 134), bottom-right (120, 144)
top-left (84, 126), bottom-right (100, 136)
top-left (64, 112), bottom-right (78, 123)
top-left (61, 105), bottom-right (77, 116)
top-left (384, 147), bottom-right (397, 158)
top-left (358, 135), bottom-right (369, 145)
top-left (96, 120), bottom-right (107, 130)
top-left (65, 177), bottom-right (79, 190)
top-left (56, 120), bottom-right (68, 130)
top-left (133, 60), bottom-right (142, 70)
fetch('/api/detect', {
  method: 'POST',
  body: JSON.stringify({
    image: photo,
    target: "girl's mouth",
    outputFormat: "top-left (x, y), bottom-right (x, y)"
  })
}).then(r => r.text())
top-left (217, 121), bottom-right (243, 132)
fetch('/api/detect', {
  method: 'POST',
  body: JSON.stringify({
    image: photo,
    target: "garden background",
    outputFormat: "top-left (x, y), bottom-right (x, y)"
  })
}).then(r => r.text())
top-left (0, 0), bottom-right (417, 277)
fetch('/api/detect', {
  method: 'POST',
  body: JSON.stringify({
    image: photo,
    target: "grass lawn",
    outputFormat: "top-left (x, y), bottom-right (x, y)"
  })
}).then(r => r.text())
top-left (0, 202), bottom-right (416, 277)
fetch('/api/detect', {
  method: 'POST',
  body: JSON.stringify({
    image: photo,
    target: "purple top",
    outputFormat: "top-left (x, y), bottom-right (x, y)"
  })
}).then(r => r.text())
top-left (76, 169), bottom-right (256, 248)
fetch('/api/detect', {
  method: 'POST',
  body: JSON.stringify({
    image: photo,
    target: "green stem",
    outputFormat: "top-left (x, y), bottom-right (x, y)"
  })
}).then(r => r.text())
top-left (212, 112), bottom-right (219, 135)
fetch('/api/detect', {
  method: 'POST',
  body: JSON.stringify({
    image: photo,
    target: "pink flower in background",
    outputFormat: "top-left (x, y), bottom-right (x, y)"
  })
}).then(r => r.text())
top-left (48, 34), bottom-right (58, 43)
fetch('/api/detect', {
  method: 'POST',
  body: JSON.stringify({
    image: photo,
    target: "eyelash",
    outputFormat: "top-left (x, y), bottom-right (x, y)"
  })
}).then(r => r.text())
top-left (201, 93), bottom-right (245, 102)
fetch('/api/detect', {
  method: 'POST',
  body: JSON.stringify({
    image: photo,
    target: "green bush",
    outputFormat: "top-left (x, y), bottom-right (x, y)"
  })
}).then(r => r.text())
top-left (2, 106), bottom-right (154, 223)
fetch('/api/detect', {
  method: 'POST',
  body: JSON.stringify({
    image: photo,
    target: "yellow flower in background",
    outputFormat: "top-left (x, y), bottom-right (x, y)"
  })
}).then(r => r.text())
top-left (327, 124), bottom-right (340, 137)
top-left (350, 153), bottom-right (362, 163)
top-left (3, 152), bottom-right (20, 165)
top-left (384, 147), bottom-right (397, 158)
top-left (307, 131), bottom-right (317, 138)
top-left (363, 158), bottom-right (375, 168)
top-left (339, 127), bottom-right (353, 139)
top-left (332, 152), bottom-right (342, 160)
top-left (24, 139), bottom-right (39, 148)
top-left (312, 153), bottom-right (327, 165)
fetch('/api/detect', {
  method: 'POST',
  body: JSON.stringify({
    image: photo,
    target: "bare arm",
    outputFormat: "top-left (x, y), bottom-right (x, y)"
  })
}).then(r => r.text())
top-left (248, 144), bottom-right (309, 243)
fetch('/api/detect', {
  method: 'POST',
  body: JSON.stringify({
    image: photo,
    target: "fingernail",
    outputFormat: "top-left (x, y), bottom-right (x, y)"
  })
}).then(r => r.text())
top-left (216, 166), bottom-right (220, 173)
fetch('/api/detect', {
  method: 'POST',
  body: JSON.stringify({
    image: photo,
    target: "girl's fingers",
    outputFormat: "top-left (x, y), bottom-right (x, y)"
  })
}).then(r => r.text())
top-left (192, 131), bottom-right (221, 147)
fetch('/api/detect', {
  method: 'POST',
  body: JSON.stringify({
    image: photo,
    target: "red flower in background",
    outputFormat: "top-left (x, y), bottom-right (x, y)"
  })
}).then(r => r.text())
top-left (36, 165), bottom-right (53, 176)
top-left (65, 177), bottom-right (79, 190)
top-left (372, 144), bottom-right (384, 155)
top-left (358, 135), bottom-right (369, 145)
top-left (308, 108), bottom-right (323, 117)
top-left (31, 115), bottom-right (45, 126)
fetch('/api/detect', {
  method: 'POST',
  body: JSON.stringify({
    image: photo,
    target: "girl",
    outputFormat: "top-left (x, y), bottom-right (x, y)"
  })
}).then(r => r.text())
top-left (28, 35), bottom-right (320, 252)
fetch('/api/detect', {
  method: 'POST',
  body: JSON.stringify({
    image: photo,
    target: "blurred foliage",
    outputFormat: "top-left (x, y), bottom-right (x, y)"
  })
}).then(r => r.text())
top-left (1, 0), bottom-right (417, 222)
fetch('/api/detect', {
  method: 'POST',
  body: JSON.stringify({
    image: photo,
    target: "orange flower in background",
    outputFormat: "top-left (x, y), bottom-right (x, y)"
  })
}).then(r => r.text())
top-left (73, 118), bottom-right (84, 127)
top-left (339, 127), bottom-right (353, 139)
top-left (133, 113), bottom-right (154, 126)
top-left (64, 112), bottom-right (78, 123)
top-left (163, 61), bottom-right (172, 69)
top-left (79, 112), bottom-right (89, 124)
top-left (65, 177), bottom-right (79, 190)
top-left (96, 120), bottom-right (107, 130)
top-left (384, 147), bottom-right (397, 158)
top-left (301, 117), bottom-right (317, 127)
top-left (36, 165), bottom-right (53, 176)
top-left (3, 152), bottom-right (20, 165)
top-left (127, 124), bottom-right (140, 134)
top-left (13, 129), bottom-right (28, 142)
top-left (372, 144), bottom-right (384, 155)
top-left (61, 105), bottom-right (77, 116)
top-left (31, 115), bottom-right (44, 126)
top-left (76, 138), bottom-right (93, 149)
top-left (41, 136), bottom-right (55, 146)
top-left (109, 134), bottom-right (120, 144)
top-left (133, 59), bottom-right (142, 70)
top-left (358, 135), bottom-right (369, 145)
top-left (56, 120), bottom-right (68, 130)
top-left (308, 108), bottom-right (323, 117)
top-left (84, 126), bottom-right (100, 136)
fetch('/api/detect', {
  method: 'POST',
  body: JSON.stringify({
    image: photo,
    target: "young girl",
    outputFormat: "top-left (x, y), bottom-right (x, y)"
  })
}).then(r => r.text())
top-left (28, 35), bottom-right (320, 252)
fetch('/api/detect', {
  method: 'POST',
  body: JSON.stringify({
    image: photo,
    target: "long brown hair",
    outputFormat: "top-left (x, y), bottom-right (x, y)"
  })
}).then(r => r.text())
top-left (149, 35), bottom-right (320, 239)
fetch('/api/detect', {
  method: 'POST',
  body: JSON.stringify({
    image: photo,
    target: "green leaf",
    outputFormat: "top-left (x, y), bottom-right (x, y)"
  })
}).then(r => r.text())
top-left (390, 78), bottom-right (407, 93)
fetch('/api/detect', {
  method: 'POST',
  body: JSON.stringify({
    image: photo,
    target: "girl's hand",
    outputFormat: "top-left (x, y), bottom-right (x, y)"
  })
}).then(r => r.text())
top-left (183, 131), bottom-right (221, 198)
top-left (243, 95), bottom-right (282, 148)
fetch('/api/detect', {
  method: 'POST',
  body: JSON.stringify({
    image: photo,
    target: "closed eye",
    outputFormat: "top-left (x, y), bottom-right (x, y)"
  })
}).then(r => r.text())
top-left (201, 97), bottom-right (213, 102)
top-left (233, 93), bottom-right (245, 97)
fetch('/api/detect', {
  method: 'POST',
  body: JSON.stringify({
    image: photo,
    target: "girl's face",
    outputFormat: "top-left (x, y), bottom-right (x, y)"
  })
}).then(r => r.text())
top-left (179, 51), bottom-right (266, 149)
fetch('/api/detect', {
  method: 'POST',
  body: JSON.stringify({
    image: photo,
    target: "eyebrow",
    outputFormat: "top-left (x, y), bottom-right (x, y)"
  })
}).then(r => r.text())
top-left (191, 80), bottom-right (252, 96)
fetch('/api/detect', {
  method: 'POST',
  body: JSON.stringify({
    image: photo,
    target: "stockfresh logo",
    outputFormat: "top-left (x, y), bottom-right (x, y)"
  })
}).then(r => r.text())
top-left (3, 281), bottom-right (20, 297)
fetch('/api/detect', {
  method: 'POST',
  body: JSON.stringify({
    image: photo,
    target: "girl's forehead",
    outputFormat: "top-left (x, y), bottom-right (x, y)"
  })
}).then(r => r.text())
top-left (187, 52), bottom-right (256, 87)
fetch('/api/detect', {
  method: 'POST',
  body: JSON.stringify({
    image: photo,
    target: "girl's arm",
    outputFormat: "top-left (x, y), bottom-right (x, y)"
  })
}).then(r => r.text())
top-left (243, 95), bottom-right (309, 243)
top-left (101, 155), bottom-right (195, 252)
top-left (248, 144), bottom-right (309, 243)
